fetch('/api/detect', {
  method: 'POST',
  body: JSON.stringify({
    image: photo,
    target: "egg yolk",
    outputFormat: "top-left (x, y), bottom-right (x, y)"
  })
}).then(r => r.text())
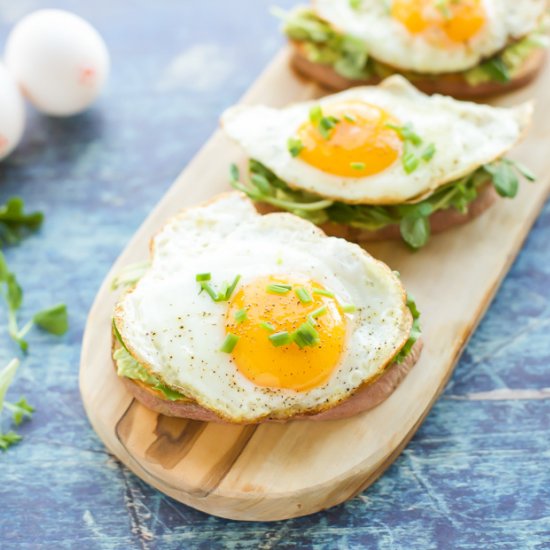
top-left (225, 275), bottom-right (347, 392)
top-left (391, 0), bottom-right (486, 43)
top-left (296, 101), bottom-right (403, 178)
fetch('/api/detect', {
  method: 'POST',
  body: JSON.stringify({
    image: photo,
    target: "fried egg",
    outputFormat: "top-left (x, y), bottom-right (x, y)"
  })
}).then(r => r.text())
top-left (114, 193), bottom-right (412, 422)
top-left (222, 76), bottom-right (532, 204)
top-left (313, 0), bottom-right (546, 73)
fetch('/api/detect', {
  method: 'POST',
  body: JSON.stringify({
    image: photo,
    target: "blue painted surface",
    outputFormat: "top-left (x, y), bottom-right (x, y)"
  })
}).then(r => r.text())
top-left (0, 1), bottom-right (549, 548)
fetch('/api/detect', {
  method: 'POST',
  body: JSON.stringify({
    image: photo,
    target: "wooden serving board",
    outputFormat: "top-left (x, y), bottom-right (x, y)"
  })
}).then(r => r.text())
top-left (80, 48), bottom-right (550, 522)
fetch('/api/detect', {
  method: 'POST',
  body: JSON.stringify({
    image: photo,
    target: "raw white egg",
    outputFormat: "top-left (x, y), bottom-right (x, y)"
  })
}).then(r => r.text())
top-left (0, 62), bottom-right (25, 161)
top-left (4, 9), bottom-right (110, 116)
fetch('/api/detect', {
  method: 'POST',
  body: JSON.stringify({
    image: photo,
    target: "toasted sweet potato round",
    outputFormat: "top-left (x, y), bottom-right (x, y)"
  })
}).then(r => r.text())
top-left (120, 339), bottom-right (423, 424)
top-left (290, 43), bottom-right (546, 99)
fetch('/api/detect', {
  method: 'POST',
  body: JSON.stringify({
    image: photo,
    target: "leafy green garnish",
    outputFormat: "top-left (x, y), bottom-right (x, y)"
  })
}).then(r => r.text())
top-left (33, 304), bottom-right (69, 336)
top-left (231, 158), bottom-right (534, 249)
top-left (5, 398), bottom-right (34, 426)
top-left (0, 251), bottom-right (69, 351)
top-left (0, 197), bottom-right (43, 247)
top-left (0, 359), bottom-right (34, 451)
top-left (0, 431), bottom-right (22, 451)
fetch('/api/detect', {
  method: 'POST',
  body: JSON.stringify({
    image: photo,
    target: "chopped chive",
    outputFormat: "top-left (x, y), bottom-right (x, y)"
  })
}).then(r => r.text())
top-left (403, 150), bottom-right (420, 174)
top-left (229, 163), bottom-right (240, 182)
top-left (421, 143), bottom-right (436, 162)
top-left (234, 308), bottom-right (247, 323)
top-left (267, 283), bottom-right (292, 294)
top-left (319, 116), bottom-right (339, 140)
top-left (386, 122), bottom-right (422, 146)
top-left (312, 288), bottom-right (334, 298)
top-left (200, 282), bottom-right (219, 302)
top-left (293, 321), bottom-right (319, 349)
top-left (350, 162), bottom-right (366, 171)
top-left (309, 105), bottom-right (323, 125)
top-left (195, 273), bottom-right (211, 282)
top-left (220, 333), bottom-right (239, 353)
top-left (308, 304), bottom-right (327, 326)
top-left (287, 137), bottom-right (304, 158)
top-left (260, 321), bottom-right (275, 332)
top-left (341, 304), bottom-right (357, 313)
top-left (344, 113), bottom-right (357, 122)
top-left (310, 305), bottom-right (327, 318)
top-left (269, 331), bottom-right (293, 347)
top-left (295, 287), bottom-right (313, 304)
top-left (224, 275), bottom-right (241, 300)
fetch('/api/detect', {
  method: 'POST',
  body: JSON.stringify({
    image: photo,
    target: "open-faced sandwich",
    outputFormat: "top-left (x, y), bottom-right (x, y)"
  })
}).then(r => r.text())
top-left (112, 193), bottom-right (422, 423)
top-left (223, 75), bottom-right (534, 249)
top-left (278, 0), bottom-right (549, 98)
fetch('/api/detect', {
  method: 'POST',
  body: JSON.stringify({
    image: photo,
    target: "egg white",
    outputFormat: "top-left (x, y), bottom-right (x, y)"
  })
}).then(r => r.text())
top-left (222, 76), bottom-right (532, 204)
top-left (114, 193), bottom-right (412, 422)
top-left (313, 0), bottom-right (546, 74)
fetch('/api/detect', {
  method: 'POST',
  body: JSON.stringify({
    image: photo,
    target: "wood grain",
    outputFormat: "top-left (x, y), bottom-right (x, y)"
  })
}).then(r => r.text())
top-left (79, 48), bottom-right (550, 521)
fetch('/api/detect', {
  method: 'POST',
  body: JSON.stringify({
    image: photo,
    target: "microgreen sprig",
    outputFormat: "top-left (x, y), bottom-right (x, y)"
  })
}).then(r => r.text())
top-left (0, 359), bottom-right (34, 451)
top-left (0, 252), bottom-right (69, 352)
